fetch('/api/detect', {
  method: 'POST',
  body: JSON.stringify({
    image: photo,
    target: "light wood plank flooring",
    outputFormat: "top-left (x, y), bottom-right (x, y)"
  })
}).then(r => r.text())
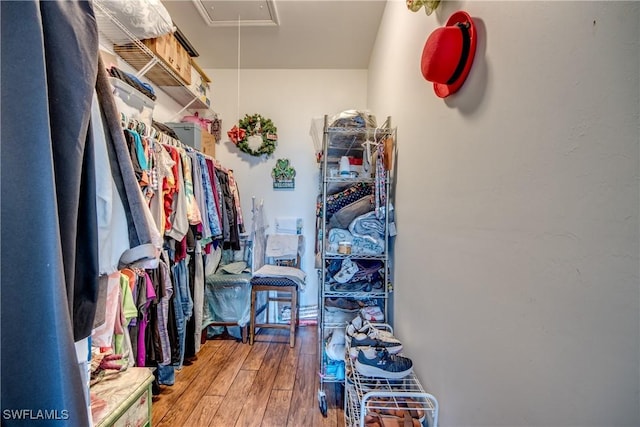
top-left (152, 326), bottom-right (346, 427)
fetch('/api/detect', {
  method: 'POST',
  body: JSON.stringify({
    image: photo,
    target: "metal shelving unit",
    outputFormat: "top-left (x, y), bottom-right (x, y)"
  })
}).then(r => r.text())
top-left (316, 114), bottom-right (396, 416)
top-left (342, 324), bottom-right (439, 427)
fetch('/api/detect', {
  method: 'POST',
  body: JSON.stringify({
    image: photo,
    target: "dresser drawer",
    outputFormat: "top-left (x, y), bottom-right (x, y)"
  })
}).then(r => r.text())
top-left (113, 386), bottom-right (150, 427)
top-left (92, 368), bottom-right (154, 427)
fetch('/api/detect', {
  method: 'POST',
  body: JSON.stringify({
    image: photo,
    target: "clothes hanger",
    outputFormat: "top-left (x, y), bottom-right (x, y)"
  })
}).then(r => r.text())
top-left (120, 112), bottom-right (128, 129)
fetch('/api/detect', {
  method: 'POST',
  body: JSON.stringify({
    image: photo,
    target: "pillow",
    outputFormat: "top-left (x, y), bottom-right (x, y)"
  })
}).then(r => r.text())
top-left (98, 0), bottom-right (174, 42)
top-left (328, 195), bottom-right (374, 230)
top-left (317, 182), bottom-right (373, 220)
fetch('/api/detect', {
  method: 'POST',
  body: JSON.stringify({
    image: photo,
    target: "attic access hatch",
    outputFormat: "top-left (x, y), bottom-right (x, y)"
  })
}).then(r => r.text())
top-left (192, 0), bottom-right (279, 27)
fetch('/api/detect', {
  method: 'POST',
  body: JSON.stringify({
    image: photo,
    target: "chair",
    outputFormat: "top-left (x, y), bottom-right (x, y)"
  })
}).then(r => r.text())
top-left (249, 234), bottom-right (305, 347)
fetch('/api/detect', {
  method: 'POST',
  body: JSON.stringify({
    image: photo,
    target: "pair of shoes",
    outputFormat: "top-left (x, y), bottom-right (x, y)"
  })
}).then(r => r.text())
top-left (346, 316), bottom-right (402, 354)
top-left (366, 396), bottom-right (425, 423)
top-left (364, 411), bottom-right (421, 427)
top-left (325, 297), bottom-right (361, 312)
top-left (355, 347), bottom-right (413, 379)
top-left (360, 305), bottom-right (384, 322)
top-left (331, 280), bottom-right (372, 292)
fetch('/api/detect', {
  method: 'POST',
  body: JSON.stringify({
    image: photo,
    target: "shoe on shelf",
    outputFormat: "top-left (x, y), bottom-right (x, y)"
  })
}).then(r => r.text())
top-left (324, 309), bottom-right (358, 325)
top-left (331, 280), bottom-right (372, 292)
top-left (325, 297), bottom-right (361, 312)
top-left (355, 347), bottom-right (413, 379)
top-left (346, 316), bottom-right (402, 354)
top-left (360, 305), bottom-right (384, 322)
top-left (333, 259), bottom-right (359, 284)
top-left (366, 396), bottom-right (426, 422)
top-left (364, 411), bottom-right (422, 427)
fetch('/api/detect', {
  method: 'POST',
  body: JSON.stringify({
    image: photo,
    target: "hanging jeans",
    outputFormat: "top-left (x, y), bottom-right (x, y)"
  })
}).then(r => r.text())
top-left (171, 258), bottom-right (193, 369)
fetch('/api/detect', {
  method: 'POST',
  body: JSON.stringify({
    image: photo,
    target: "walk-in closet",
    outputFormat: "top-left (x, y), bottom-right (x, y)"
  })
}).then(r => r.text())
top-left (2, 1), bottom-right (638, 427)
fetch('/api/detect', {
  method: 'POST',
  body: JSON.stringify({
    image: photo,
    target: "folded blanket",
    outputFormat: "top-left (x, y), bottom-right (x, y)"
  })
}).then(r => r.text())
top-left (328, 228), bottom-right (353, 253)
top-left (352, 236), bottom-right (384, 255)
top-left (349, 211), bottom-right (385, 243)
top-left (253, 264), bottom-right (306, 290)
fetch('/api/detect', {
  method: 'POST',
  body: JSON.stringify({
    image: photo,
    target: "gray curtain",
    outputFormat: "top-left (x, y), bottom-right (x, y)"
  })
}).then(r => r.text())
top-left (1, 1), bottom-right (99, 425)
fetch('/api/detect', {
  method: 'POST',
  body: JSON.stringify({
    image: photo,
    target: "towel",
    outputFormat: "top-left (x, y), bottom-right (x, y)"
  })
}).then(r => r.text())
top-left (266, 234), bottom-right (300, 258)
top-left (348, 211), bottom-right (386, 254)
top-left (276, 217), bottom-right (301, 234)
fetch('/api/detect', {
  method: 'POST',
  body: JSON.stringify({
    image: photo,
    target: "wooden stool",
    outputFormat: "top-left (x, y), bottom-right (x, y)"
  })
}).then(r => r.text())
top-left (249, 278), bottom-right (298, 347)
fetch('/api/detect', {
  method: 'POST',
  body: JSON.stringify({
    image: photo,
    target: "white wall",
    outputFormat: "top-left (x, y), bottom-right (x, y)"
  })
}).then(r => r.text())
top-left (202, 69), bottom-right (368, 307)
top-left (368, 1), bottom-right (639, 426)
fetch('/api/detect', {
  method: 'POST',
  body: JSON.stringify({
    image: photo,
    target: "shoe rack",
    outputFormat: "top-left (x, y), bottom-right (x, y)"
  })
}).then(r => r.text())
top-left (315, 114), bottom-right (396, 417)
top-left (344, 328), bottom-right (439, 427)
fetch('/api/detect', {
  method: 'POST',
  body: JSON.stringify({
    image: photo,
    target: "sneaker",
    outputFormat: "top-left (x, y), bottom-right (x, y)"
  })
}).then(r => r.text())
top-left (330, 280), bottom-right (372, 292)
top-left (346, 316), bottom-right (402, 354)
top-left (355, 347), bottom-right (413, 379)
top-left (325, 297), bottom-right (361, 312)
top-left (360, 305), bottom-right (384, 322)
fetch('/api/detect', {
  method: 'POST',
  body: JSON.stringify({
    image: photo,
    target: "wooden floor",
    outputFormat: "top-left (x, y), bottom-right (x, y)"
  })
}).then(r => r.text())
top-left (152, 326), bottom-right (346, 427)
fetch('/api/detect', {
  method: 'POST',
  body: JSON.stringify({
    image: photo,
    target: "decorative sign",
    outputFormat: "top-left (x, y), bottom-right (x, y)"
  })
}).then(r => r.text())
top-left (272, 158), bottom-right (296, 189)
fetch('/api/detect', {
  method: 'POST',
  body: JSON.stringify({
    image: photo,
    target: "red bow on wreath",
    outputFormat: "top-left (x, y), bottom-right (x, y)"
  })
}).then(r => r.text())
top-left (227, 125), bottom-right (246, 145)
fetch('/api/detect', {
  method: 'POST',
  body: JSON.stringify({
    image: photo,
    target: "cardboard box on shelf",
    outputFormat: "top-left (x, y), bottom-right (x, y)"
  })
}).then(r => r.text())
top-left (201, 130), bottom-right (216, 158)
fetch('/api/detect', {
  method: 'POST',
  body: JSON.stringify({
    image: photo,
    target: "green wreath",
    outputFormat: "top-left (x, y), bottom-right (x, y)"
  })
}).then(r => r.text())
top-left (233, 114), bottom-right (278, 157)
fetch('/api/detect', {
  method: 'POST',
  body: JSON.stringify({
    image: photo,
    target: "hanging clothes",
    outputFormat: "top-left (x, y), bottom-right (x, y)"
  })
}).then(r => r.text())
top-left (197, 153), bottom-right (223, 240)
top-left (91, 92), bottom-right (130, 276)
top-left (216, 168), bottom-right (241, 250)
top-left (188, 151), bottom-right (212, 241)
top-left (96, 60), bottom-right (161, 270)
top-left (181, 151), bottom-right (203, 226)
top-left (227, 169), bottom-right (245, 234)
top-left (164, 145), bottom-right (189, 241)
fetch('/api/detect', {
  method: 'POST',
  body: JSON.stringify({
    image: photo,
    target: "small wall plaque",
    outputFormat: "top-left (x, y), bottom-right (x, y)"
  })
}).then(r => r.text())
top-left (272, 158), bottom-right (296, 189)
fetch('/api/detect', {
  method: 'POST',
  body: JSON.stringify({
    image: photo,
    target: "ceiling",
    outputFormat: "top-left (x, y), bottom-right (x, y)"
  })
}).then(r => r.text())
top-left (161, 0), bottom-right (388, 69)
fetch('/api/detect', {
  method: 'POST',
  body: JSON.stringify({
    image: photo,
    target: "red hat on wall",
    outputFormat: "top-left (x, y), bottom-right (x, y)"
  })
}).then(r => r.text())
top-left (420, 11), bottom-right (477, 98)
